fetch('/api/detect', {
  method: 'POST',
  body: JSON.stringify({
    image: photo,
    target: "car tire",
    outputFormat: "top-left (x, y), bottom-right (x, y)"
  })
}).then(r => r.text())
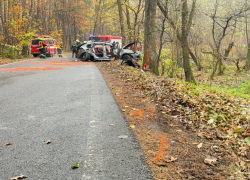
top-left (122, 54), bottom-right (132, 61)
top-left (33, 54), bottom-right (39, 57)
top-left (81, 53), bottom-right (90, 61)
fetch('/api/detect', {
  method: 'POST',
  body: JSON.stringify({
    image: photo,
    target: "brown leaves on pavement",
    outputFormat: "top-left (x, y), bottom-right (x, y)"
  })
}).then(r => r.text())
top-left (10, 175), bottom-right (27, 180)
top-left (4, 142), bottom-right (12, 146)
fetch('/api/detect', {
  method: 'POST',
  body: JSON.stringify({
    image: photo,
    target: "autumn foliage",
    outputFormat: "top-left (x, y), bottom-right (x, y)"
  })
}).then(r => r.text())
top-left (0, 0), bottom-right (94, 53)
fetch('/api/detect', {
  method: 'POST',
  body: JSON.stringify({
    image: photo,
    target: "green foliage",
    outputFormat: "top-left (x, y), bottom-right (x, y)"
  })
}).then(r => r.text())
top-left (20, 32), bottom-right (36, 47)
top-left (198, 83), bottom-right (250, 99)
top-left (1, 46), bottom-right (21, 59)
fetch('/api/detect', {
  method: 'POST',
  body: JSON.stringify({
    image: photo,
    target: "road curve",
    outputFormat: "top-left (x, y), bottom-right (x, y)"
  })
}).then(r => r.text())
top-left (0, 55), bottom-right (153, 180)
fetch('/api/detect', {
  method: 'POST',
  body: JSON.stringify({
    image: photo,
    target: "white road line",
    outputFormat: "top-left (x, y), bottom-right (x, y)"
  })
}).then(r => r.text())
top-left (82, 68), bottom-right (104, 180)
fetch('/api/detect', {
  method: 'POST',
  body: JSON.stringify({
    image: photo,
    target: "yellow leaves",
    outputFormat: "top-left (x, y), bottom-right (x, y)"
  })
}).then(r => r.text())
top-left (93, 1), bottom-right (99, 5)
top-left (129, 124), bottom-right (135, 129)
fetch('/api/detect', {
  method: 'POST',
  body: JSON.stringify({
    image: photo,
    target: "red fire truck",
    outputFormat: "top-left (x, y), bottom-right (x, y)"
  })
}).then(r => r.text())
top-left (30, 35), bottom-right (58, 57)
top-left (89, 35), bottom-right (123, 48)
top-left (89, 35), bottom-right (141, 50)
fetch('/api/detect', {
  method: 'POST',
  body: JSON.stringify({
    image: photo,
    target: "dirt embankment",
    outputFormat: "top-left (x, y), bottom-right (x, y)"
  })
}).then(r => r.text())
top-left (96, 61), bottom-right (249, 180)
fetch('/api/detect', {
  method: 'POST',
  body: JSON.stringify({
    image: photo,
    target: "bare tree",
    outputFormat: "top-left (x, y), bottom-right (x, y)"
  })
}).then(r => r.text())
top-left (158, 0), bottom-right (196, 82)
top-left (117, 0), bottom-right (127, 45)
top-left (246, 0), bottom-right (250, 70)
top-left (124, 0), bottom-right (143, 50)
top-left (181, 0), bottom-right (196, 83)
top-left (209, 0), bottom-right (250, 79)
top-left (157, 0), bottom-right (198, 67)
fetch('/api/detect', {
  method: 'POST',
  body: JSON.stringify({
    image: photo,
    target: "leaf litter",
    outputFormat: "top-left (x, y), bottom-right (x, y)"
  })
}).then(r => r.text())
top-left (71, 162), bottom-right (80, 169)
top-left (96, 61), bottom-right (250, 179)
top-left (4, 142), bottom-right (12, 146)
top-left (10, 175), bottom-right (27, 180)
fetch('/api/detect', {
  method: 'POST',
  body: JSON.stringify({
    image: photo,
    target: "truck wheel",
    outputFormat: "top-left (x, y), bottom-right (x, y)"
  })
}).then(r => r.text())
top-left (33, 54), bottom-right (39, 57)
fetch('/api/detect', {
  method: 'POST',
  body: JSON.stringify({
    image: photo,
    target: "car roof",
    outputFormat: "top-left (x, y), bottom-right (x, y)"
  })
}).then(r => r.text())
top-left (87, 41), bottom-right (113, 46)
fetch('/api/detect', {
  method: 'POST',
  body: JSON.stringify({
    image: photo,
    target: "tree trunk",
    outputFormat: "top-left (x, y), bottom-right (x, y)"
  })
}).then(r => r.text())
top-left (117, 0), bottom-right (126, 45)
top-left (246, 43), bottom-right (250, 70)
top-left (0, 0), bottom-right (2, 55)
top-left (125, 0), bottom-right (132, 43)
top-left (29, 0), bottom-right (34, 31)
top-left (181, 0), bottom-right (195, 83)
top-left (0, 0), bottom-right (4, 40)
top-left (143, 0), bottom-right (149, 66)
top-left (158, 18), bottom-right (166, 76)
top-left (246, 9), bottom-right (250, 70)
top-left (49, 0), bottom-right (52, 32)
top-left (22, 0), bottom-right (26, 18)
top-left (224, 42), bottom-right (234, 61)
top-left (4, 0), bottom-right (8, 43)
top-left (146, 0), bottom-right (158, 74)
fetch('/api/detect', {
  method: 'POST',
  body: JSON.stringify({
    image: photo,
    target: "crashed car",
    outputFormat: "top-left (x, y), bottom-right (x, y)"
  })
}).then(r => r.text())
top-left (77, 41), bottom-right (114, 61)
top-left (113, 42), bottom-right (141, 68)
top-left (77, 41), bottom-right (141, 67)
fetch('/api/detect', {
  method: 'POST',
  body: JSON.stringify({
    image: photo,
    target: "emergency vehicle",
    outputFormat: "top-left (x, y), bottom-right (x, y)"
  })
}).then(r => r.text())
top-left (30, 35), bottom-right (58, 57)
top-left (89, 35), bottom-right (123, 48)
top-left (89, 35), bottom-right (142, 51)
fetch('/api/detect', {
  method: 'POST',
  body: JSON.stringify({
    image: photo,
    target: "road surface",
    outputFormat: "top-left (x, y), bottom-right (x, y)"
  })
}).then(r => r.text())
top-left (0, 55), bottom-right (153, 179)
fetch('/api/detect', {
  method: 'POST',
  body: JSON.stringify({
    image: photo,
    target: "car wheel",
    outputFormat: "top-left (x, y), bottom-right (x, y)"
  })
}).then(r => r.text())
top-left (122, 54), bottom-right (132, 61)
top-left (33, 54), bottom-right (38, 57)
top-left (81, 53), bottom-right (90, 61)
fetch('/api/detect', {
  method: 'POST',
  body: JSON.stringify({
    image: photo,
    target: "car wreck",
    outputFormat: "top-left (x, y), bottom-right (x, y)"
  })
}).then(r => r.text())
top-left (77, 41), bottom-right (141, 68)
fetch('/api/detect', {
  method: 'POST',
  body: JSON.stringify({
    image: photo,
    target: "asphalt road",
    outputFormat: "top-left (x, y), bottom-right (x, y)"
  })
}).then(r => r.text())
top-left (0, 55), bottom-right (153, 180)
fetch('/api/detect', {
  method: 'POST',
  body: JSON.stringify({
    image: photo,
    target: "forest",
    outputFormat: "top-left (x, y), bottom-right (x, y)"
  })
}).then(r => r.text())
top-left (0, 0), bottom-right (250, 83)
top-left (1, 0), bottom-right (250, 178)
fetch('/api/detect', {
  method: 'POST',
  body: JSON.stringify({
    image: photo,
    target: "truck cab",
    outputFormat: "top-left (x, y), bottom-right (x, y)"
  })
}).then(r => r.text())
top-left (30, 35), bottom-right (58, 57)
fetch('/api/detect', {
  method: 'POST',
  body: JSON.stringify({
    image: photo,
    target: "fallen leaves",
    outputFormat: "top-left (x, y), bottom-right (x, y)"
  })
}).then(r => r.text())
top-left (4, 142), bottom-right (12, 146)
top-left (130, 124), bottom-right (135, 129)
top-left (245, 137), bottom-right (250, 144)
top-left (197, 143), bottom-right (203, 149)
top-left (118, 135), bottom-right (128, 139)
top-left (166, 156), bottom-right (178, 163)
top-left (102, 61), bottom-right (250, 156)
top-left (10, 175), bottom-right (27, 180)
top-left (46, 140), bottom-right (51, 144)
top-left (204, 156), bottom-right (217, 166)
top-left (71, 162), bottom-right (79, 169)
top-left (96, 61), bottom-right (244, 179)
top-left (109, 124), bottom-right (115, 126)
